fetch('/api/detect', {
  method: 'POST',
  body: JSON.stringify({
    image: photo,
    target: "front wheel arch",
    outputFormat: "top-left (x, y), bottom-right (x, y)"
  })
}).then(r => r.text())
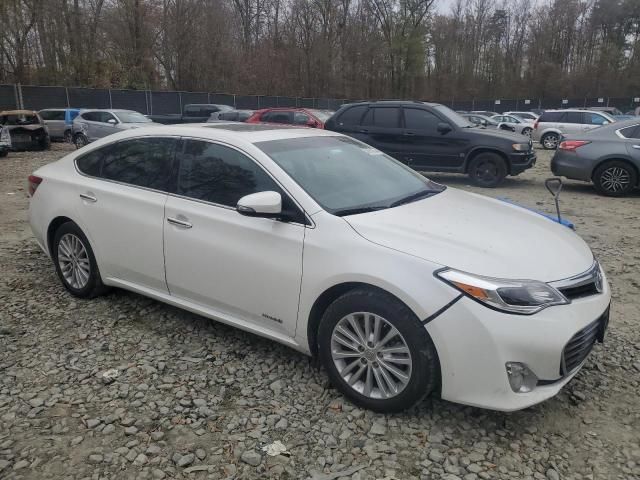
top-left (464, 148), bottom-right (511, 175)
top-left (307, 283), bottom-right (424, 359)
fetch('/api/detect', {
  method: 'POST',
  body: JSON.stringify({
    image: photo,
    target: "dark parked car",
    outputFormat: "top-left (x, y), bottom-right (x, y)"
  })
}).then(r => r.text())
top-left (551, 118), bottom-right (640, 196)
top-left (208, 109), bottom-right (255, 122)
top-left (246, 108), bottom-right (333, 128)
top-left (324, 101), bottom-right (536, 187)
top-left (0, 110), bottom-right (50, 151)
top-left (148, 104), bottom-right (233, 124)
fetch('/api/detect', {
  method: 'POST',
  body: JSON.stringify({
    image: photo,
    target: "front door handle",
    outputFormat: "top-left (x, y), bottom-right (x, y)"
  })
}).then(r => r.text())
top-left (358, 129), bottom-right (369, 134)
top-left (79, 193), bottom-right (97, 203)
top-left (167, 217), bottom-right (192, 229)
top-left (632, 145), bottom-right (640, 149)
top-left (404, 132), bottom-right (416, 136)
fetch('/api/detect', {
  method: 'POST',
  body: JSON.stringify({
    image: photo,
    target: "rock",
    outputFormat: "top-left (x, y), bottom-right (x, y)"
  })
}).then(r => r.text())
top-left (633, 362), bottom-right (640, 373)
top-left (177, 453), bottom-right (195, 467)
top-left (429, 450), bottom-right (445, 463)
top-left (241, 450), bottom-right (262, 466)
top-left (88, 454), bottom-right (103, 464)
top-left (0, 460), bottom-right (10, 472)
top-left (150, 431), bottom-right (165, 441)
top-left (121, 417), bottom-right (136, 427)
top-left (124, 426), bottom-right (138, 435)
top-left (546, 469), bottom-right (560, 480)
top-left (195, 448), bottom-right (206, 460)
top-left (13, 460), bottom-right (29, 470)
top-left (370, 423), bottom-right (387, 435)
top-left (275, 418), bottom-right (288, 430)
top-left (223, 464), bottom-right (237, 477)
top-left (152, 469), bottom-right (166, 479)
top-left (28, 398), bottom-right (44, 408)
top-left (70, 436), bottom-right (83, 446)
top-left (133, 453), bottom-right (149, 466)
top-left (102, 424), bottom-right (115, 434)
top-left (86, 418), bottom-right (101, 428)
top-left (270, 380), bottom-right (284, 393)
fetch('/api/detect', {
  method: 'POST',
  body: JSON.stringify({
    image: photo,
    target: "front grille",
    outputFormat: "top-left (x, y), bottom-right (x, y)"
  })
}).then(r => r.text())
top-left (559, 281), bottom-right (599, 300)
top-left (560, 312), bottom-right (607, 375)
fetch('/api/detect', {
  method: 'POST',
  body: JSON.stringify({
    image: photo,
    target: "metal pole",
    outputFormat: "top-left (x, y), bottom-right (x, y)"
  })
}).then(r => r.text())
top-left (149, 91), bottom-right (153, 115)
top-left (233, 94), bottom-right (236, 108)
top-left (65, 87), bottom-right (70, 108)
top-left (108, 89), bottom-right (113, 109)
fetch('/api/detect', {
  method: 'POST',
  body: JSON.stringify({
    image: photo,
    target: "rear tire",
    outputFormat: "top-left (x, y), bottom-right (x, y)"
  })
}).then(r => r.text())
top-left (467, 152), bottom-right (507, 187)
top-left (63, 130), bottom-right (72, 143)
top-left (52, 222), bottom-right (107, 298)
top-left (541, 132), bottom-right (560, 150)
top-left (318, 288), bottom-right (439, 413)
top-left (0, 150), bottom-right (7, 158)
top-left (522, 127), bottom-right (532, 137)
top-left (74, 133), bottom-right (88, 149)
top-left (593, 160), bottom-right (637, 197)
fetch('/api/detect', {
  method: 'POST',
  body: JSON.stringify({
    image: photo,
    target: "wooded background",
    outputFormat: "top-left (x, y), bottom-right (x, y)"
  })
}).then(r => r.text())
top-left (1, 0), bottom-right (639, 101)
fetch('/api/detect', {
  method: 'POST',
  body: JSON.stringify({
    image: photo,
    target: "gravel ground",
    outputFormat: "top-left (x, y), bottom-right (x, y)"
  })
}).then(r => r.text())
top-left (1, 143), bottom-right (639, 480)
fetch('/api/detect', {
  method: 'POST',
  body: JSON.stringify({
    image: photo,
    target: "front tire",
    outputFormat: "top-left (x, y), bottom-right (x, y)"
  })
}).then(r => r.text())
top-left (74, 133), bottom-right (89, 149)
top-left (522, 127), bottom-right (532, 137)
top-left (541, 132), bottom-right (560, 150)
top-left (593, 160), bottom-right (637, 197)
top-left (467, 152), bottom-right (507, 187)
top-left (318, 288), bottom-right (439, 413)
top-left (52, 222), bottom-right (106, 298)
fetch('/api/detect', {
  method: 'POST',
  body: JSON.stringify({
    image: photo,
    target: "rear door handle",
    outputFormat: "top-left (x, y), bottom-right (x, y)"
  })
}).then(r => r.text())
top-left (167, 217), bottom-right (192, 229)
top-left (632, 145), bottom-right (640, 149)
top-left (404, 132), bottom-right (416, 136)
top-left (79, 193), bottom-right (97, 203)
top-left (358, 129), bottom-right (369, 134)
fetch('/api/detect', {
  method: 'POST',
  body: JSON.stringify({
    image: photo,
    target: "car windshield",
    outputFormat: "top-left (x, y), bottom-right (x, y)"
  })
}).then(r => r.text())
top-left (255, 136), bottom-right (445, 216)
top-left (474, 115), bottom-right (498, 126)
top-left (1, 114), bottom-right (40, 125)
top-left (433, 105), bottom-right (473, 128)
top-left (115, 111), bottom-right (152, 123)
top-left (308, 109), bottom-right (334, 122)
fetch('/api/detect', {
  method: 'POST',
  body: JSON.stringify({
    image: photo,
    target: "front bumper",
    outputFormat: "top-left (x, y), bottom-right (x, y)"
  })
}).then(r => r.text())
top-left (509, 151), bottom-right (537, 175)
top-left (425, 280), bottom-right (611, 411)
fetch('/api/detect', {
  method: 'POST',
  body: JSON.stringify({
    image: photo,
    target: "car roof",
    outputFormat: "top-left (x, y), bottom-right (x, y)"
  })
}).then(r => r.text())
top-left (95, 122), bottom-right (342, 145)
top-left (0, 110), bottom-right (38, 115)
top-left (78, 109), bottom-right (139, 113)
top-left (343, 100), bottom-right (441, 107)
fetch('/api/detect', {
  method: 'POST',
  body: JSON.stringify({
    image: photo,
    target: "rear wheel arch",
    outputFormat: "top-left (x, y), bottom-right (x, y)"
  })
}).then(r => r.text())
top-left (591, 158), bottom-right (639, 185)
top-left (47, 216), bottom-right (74, 256)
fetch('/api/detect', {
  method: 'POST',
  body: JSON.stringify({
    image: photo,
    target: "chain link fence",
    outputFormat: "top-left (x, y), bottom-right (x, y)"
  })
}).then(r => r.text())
top-left (1, 84), bottom-right (639, 114)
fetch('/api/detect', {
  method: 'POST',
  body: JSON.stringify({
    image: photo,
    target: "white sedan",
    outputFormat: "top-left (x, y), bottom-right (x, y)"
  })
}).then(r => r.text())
top-left (28, 124), bottom-right (611, 412)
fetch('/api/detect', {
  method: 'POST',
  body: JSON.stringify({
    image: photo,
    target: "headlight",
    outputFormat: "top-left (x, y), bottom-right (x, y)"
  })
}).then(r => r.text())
top-left (512, 143), bottom-right (529, 151)
top-left (436, 269), bottom-right (568, 314)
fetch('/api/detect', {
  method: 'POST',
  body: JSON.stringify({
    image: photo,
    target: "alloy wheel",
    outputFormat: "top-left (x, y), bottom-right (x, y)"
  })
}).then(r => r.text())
top-left (600, 166), bottom-right (631, 193)
top-left (543, 134), bottom-right (559, 149)
top-left (330, 312), bottom-right (412, 399)
top-left (57, 233), bottom-right (91, 289)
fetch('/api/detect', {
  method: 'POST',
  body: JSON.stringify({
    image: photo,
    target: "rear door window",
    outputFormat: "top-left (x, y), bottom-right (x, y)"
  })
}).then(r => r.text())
top-left (76, 149), bottom-right (103, 177)
top-left (540, 112), bottom-right (565, 122)
top-left (565, 112), bottom-right (584, 124)
top-left (102, 138), bottom-right (176, 190)
top-left (293, 112), bottom-right (310, 125)
top-left (184, 106), bottom-right (201, 116)
top-left (40, 110), bottom-right (65, 121)
top-left (80, 112), bottom-right (99, 122)
top-left (363, 107), bottom-right (400, 128)
top-left (262, 111), bottom-right (293, 124)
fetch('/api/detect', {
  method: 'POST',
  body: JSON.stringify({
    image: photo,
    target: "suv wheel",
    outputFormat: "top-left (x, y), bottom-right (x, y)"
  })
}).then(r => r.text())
top-left (541, 132), bottom-right (560, 149)
top-left (593, 160), bottom-right (637, 197)
top-left (318, 288), bottom-right (439, 413)
top-left (522, 127), bottom-right (532, 137)
top-left (74, 133), bottom-right (88, 149)
top-left (467, 152), bottom-right (507, 188)
top-left (52, 222), bottom-right (107, 298)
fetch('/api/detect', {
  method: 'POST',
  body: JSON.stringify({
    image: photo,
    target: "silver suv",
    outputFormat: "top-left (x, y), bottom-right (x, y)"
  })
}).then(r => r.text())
top-left (72, 109), bottom-right (158, 149)
top-left (533, 109), bottom-right (615, 149)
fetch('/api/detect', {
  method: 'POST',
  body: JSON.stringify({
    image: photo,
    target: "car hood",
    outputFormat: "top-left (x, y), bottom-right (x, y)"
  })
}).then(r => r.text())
top-left (121, 122), bottom-right (161, 129)
top-left (344, 188), bottom-right (593, 282)
top-left (466, 126), bottom-right (526, 142)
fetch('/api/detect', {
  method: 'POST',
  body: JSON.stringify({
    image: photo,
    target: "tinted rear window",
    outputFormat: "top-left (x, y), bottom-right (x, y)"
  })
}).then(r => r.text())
top-left (539, 112), bottom-right (565, 122)
top-left (102, 138), bottom-right (176, 190)
top-left (565, 112), bottom-right (584, 124)
top-left (619, 125), bottom-right (640, 139)
top-left (76, 150), bottom-right (103, 176)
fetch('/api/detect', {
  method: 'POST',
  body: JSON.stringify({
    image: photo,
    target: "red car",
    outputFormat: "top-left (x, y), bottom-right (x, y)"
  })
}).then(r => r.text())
top-left (245, 108), bottom-right (333, 128)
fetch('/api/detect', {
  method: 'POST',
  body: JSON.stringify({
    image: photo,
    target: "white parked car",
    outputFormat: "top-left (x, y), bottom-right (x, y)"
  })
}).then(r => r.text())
top-left (504, 111), bottom-right (539, 121)
top-left (491, 114), bottom-right (535, 137)
top-left (28, 124), bottom-right (611, 412)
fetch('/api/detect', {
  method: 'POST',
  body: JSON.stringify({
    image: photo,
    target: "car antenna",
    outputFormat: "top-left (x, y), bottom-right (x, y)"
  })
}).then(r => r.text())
top-left (545, 177), bottom-right (564, 225)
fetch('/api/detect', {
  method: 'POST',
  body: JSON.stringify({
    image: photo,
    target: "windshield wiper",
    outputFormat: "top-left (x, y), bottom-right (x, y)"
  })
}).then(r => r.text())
top-left (333, 206), bottom-right (388, 217)
top-left (389, 188), bottom-right (439, 208)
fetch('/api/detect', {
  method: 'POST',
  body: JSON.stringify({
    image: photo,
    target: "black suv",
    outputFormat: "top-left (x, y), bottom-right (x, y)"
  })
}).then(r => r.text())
top-left (324, 101), bottom-right (536, 187)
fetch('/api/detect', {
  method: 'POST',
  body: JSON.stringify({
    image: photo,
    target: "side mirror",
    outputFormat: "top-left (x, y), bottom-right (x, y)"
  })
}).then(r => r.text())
top-left (437, 122), bottom-right (452, 134)
top-left (237, 191), bottom-right (282, 218)
top-left (107, 118), bottom-right (117, 125)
